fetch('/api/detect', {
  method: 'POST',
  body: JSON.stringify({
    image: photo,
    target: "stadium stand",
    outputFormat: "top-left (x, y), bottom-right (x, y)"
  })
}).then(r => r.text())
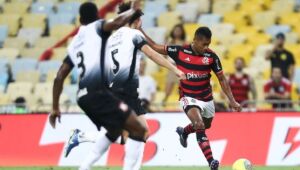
top-left (3, 37), bottom-right (27, 49)
top-left (0, 25), bottom-right (8, 45)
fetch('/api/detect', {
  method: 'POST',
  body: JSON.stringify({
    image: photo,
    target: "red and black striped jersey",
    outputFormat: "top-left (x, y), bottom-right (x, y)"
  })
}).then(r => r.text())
top-left (165, 45), bottom-right (223, 101)
top-left (264, 78), bottom-right (291, 95)
top-left (229, 73), bottom-right (250, 103)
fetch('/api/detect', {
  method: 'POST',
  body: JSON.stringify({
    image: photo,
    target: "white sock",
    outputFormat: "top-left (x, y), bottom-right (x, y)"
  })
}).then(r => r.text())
top-left (79, 134), bottom-right (112, 170)
top-left (123, 138), bottom-right (145, 170)
top-left (132, 144), bottom-right (144, 170)
top-left (78, 131), bottom-right (99, 143)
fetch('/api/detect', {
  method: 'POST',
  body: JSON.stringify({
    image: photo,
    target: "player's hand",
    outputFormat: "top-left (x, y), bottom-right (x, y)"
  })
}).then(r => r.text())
top-left (229, 100), bottom-right (242, 112)
top-left (49, 109), bottom-right (61, 129)
top-left (176, 70), bottom-right (186, 80)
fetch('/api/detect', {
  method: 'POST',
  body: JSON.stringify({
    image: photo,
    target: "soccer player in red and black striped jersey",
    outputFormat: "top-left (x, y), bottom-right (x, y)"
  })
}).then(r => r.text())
top-left (139, 25), bottom-right (241, 170)
top-left (228, 57), bottom-right (257, 106)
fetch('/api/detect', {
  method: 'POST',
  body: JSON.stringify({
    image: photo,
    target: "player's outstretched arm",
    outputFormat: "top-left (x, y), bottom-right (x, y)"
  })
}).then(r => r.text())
top-left (137, 22), bottom-right (167, 55)
top-left (216, 73), bottom-right (242, 112)
top-left (141, 44), bottom-right (185, 80)
top-left (50, 61), bottom-right (72, 128)
top-left (102, 1), bottom-right (141, 32)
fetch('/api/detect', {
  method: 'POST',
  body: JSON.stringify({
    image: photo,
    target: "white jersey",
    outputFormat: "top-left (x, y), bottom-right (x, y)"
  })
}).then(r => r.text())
top-left (66, 20), bottom-right (110, 92)
top-left (104, 27), bottom-right (147, 90)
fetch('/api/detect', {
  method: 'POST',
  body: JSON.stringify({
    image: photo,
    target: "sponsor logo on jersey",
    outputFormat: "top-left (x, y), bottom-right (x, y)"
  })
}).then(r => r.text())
top-left (168, 47), bottom-right (177, 52)
top-left (183, 49), bottom-right (192, 54)
top-left (185, 57), bottom-right (191, 62)
top-left (186, 72), bottom-right (209, 80)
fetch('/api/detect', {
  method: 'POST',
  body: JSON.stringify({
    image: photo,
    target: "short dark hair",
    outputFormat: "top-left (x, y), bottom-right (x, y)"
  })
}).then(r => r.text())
top-left (194, 26), bottom-right (212, 39)
top-left (276, 32), bottom-right (285, 40)
top-left (170, 24), bottom-right (186, 41)
top-left (79, 2), bottom-right (99, 25)
top-left (235, 57), bottom-right (245, 63)
top-left (118, 2), bottom-right (131, 14)
top-left (117, 2), bottom-right (143, 25)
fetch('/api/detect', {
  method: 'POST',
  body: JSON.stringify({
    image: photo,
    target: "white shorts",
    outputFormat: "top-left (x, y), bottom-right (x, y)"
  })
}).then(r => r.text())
top-left (180, 96), bottom-right (215, 118)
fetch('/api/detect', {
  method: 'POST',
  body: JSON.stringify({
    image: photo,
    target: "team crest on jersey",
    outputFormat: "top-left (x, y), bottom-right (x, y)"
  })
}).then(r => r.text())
top-left (242, 79), bottom-right (249, 86)
top-left (202, 57), bottom-right (209, 65)
top-left (119, 102), bottom-right (129, 112)
top-left (280, 54), bottom-right (287, 60)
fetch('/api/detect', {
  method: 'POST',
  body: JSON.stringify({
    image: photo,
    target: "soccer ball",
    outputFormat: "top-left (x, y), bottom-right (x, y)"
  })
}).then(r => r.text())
top-left (232, 158), bottom-right (253, 170)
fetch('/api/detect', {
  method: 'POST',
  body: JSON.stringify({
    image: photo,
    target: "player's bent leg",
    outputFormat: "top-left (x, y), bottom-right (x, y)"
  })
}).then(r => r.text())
top-left (123, 115), bottom-right (148, 170)
top-left (121, 115), bottom-right (149, 144)
top-left (203, 117), bottom-right (213, 129)
top-left (123, 137), bottom-right (145, 170)
top-left (79, 130), bottom-right (119, 170)
top-left (195, 119), bottom-right (219, 170)
top-left (186, 106), bottom-right (205, 130)
top-left (123, 111), bottom-right (148, 142)
top-left (176, 106), bottom-right (205, 148)
top-left (196, 130), bottom-right (214, 164)
top-left (137, 115), bottom-right (149, 139)
top-left (121, 130), bottom-right (129, 145)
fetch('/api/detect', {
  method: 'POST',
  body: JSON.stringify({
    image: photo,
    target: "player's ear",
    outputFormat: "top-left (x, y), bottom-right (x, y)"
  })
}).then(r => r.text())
top-left (79, 17), bottom-right (83, 25)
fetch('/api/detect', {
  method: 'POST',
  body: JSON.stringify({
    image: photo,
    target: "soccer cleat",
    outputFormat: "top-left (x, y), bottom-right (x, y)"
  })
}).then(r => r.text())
top-left (210, 159), bottom-right (219, 170)
top-left (176, 126), bottom-right (188, 148)
top-left (64, 129), bottom-right (81, 157)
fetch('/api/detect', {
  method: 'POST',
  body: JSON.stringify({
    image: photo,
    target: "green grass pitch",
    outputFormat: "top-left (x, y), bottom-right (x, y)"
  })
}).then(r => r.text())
top-left (0, 167), bottom-right (299, 170)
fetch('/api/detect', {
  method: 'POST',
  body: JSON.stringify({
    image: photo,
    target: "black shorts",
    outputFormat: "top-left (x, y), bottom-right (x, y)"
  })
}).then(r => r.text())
top-left (77, 89), bottom-right (132, 131)
top-left (113, 89), bottom-right (146, 116)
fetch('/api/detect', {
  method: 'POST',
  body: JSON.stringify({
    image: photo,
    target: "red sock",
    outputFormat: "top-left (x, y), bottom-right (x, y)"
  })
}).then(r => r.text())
top-left (196, 130), bottom-right (214, 164)
top-left (183, 124), bottom-right (196, 135)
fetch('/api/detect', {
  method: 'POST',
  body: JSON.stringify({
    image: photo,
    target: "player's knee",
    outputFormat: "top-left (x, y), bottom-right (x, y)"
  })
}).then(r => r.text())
top-left (137, 124), bottom-right (148, 138)
top-left (106, 131), bottom-right (120, 142)
top-left (129, 124), bottom-right (148, 142)
top-left (193, 121), bottom-right (205, 130)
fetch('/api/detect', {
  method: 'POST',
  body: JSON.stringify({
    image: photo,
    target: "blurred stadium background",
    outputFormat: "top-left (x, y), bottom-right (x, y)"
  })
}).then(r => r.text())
top-left (0, 0), bottom-right (300, 169)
